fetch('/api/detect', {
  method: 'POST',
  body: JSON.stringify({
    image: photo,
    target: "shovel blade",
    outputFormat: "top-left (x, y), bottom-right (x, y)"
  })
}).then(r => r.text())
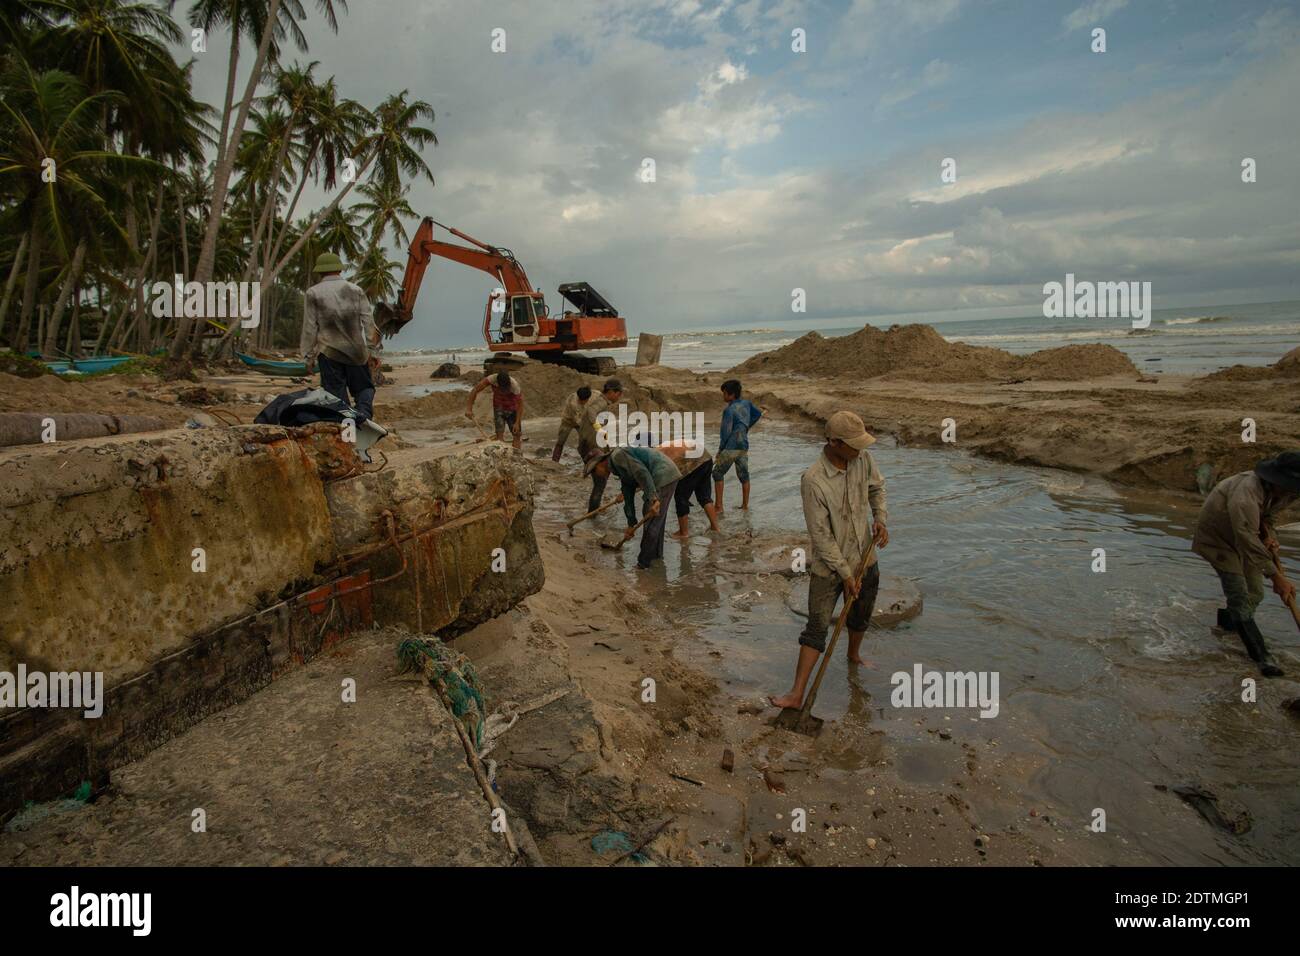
top-left (775, 707), bottom-right (823, 736)
top-left (599, 534), bottom-right (625, 550)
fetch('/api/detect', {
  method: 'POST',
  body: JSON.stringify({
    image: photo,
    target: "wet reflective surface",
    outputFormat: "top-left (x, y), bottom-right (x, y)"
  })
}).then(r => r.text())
top-left (542, 421), bottom-right (1300, 864)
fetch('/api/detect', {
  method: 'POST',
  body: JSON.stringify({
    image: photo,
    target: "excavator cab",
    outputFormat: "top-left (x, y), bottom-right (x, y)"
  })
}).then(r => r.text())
top-left (488, 292), bottom-right (547, 345)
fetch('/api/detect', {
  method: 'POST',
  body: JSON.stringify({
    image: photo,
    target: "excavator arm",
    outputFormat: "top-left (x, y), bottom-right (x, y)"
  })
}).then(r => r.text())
top-left (375, 217), bottom-right (538, 336)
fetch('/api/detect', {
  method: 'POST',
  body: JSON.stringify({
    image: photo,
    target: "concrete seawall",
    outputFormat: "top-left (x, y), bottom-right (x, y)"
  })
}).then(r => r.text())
top-left (0, 427), bottom-right (542, 817)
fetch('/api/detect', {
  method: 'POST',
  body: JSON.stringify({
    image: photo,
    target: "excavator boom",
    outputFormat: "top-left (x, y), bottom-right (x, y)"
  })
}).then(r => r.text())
top-left (374, 216), bottom-right (627, 374)
top-left (376, 217), bottom-right (535, 336)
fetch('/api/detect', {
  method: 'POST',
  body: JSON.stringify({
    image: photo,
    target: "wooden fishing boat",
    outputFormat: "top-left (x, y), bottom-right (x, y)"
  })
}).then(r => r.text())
top-left (43, 355), bottom-right (134, 375)
top-left (236, 351), bottom-right (308, 376)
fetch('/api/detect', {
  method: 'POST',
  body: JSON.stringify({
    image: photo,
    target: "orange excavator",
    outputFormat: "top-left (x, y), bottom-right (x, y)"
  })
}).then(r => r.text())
top-left (375, 217), bottom-right (627, 375)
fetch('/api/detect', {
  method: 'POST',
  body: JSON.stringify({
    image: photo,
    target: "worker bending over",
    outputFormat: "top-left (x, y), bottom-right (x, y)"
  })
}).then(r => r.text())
top-left (553, 386), bottom-right (592, 461)
top-left (300, 252), bottom-right (377, 421)
top-left (579, 378), bottom-right (624, 512)
top-left (1192, 452), bottom-right (1300, 677)
top-left (714, 379), bottom-right (763, 513)
top-left (771, 411), bottom-right (889, 711)
top-left (466, 371), bottom-right (524, 450)
top-left (656, 440), bottom-right (722, 538)
top-left (585, 444), bottom-right (680, 570)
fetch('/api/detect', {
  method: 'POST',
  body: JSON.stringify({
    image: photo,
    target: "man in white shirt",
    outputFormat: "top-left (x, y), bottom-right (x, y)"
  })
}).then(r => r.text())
top-left (300, 252), bottom-right (378, 420)
top-left (770, 410), bottom-right (889, 711)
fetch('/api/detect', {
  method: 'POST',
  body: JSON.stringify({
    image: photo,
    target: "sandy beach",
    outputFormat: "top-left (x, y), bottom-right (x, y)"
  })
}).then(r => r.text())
top-left (4, 323), bottom-right (1298, 867)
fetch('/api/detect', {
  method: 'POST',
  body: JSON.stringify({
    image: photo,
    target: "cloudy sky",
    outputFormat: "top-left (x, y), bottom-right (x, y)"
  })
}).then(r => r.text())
top-left (180, 0), bottom-right (1300, 349)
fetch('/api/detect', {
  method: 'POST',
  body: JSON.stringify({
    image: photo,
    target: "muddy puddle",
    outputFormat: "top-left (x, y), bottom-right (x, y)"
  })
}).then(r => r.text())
top-left (533, 421), bottom-right (1300, 865)
top-left (394, 381), bottom-right (470, 399)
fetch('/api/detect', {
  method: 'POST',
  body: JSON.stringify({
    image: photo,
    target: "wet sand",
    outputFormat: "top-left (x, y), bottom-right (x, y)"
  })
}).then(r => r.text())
top-left (3, 343), bottom-right (1298, 865)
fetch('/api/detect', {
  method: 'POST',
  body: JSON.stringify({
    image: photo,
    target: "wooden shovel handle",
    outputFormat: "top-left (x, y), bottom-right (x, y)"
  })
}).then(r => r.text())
top-left (567, 494), bottom-right (624, 529)
top-left (1261, 521), bottom-right (1300, 629)
top-left (1270, 553), bottom-right (1300, 629)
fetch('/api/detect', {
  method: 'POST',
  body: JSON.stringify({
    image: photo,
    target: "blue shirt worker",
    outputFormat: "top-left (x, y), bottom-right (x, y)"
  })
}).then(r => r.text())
top-left (585, 444), bottom-right (680, 569)
top-left (713, 379), bottom-right (763, 513)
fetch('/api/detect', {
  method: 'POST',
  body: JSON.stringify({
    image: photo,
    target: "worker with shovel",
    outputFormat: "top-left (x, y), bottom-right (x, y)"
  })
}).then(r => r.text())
top-left (655, 439), bottom-right (722, 538)
top-left (579, 379), bottom-right (624, 512)
top-left (585, 443), bottom-right (680, 570)
top-left (552, 386), bottom-right (592, 461)
top-left (770, 411), bottom-right (888, 715)
top-left (1192, 451), bottom-right (1300, 678)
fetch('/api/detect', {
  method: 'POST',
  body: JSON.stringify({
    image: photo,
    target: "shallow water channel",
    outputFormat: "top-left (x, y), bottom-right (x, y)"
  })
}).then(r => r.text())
top-left (554, 421), bottom-right (1300, 865)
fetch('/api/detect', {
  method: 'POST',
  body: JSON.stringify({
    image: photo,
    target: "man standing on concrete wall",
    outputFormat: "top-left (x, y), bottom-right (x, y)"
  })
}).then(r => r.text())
top-left (300, 252), bottom-right (377, 420)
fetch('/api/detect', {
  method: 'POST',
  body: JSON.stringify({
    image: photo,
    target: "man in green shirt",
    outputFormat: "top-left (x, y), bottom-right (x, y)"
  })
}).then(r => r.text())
top-left (585, 444), bottom-right (680, 569)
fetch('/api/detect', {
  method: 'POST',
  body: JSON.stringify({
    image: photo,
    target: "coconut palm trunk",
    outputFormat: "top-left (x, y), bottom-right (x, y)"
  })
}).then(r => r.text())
top-left (15, 227), bottom-right (45, 354)
top-left (0, 233), bottom-right (30, 345)
top-left (107, 189), bottom-right (167, 351)
top-left (66, 290), bottom-right (83, 357)
top-left (44, 239), bottom-right (88, 357)
top-left (262, 156), bottom-right (374, 291)
top-left (172, 0), bottom-right (285, 360)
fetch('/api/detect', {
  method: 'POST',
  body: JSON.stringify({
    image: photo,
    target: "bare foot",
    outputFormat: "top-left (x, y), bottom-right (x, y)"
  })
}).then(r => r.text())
top-left (847, 653), bottom-right (875, 668)
top-left (670, 531), bottom-right (688, 539)
top-left (769, 692), bottom-right (802, 709)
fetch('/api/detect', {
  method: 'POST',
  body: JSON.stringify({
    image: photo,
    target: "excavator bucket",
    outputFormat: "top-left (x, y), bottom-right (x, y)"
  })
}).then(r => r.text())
top-left (374, 300), bottom-right (409, 337)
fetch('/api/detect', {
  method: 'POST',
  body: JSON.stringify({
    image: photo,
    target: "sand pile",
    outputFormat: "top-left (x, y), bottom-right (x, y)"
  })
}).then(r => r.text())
top-left (1200, 345), bottom-right (1300, 384)
top-left (731, 323), bottom-right (1138, 382)
top-left (1275, 345), bottom-right (1300, 377)
top-left (378, 361), bottom-right (657, 422)
top-left (1015, 344), bottom-right (1140, 380)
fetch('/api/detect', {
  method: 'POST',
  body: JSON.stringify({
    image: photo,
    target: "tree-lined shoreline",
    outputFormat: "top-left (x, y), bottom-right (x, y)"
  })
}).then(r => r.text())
top-left (0, 0), bottom-right (434, 367)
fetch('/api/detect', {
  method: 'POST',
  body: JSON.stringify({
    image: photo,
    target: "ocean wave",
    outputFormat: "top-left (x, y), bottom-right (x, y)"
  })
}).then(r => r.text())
top-left (662, 328), bottom-right (785, 339)
top-left (946, 322), bottom-right (1298, 345)
top-left (1163, 315), bottom-right (1233, 326)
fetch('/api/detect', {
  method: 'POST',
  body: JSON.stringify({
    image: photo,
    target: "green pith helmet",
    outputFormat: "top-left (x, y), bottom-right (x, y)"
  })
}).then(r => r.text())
top-left (312, 251), bottom-right (344, 273)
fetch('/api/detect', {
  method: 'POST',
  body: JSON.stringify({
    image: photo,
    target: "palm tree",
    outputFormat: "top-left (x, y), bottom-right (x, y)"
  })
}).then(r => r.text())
top-left (41, 0), bottom-right (184, 129)
top-left (312, 203), bottom-right (362, 260)
top-left (0, 60), bottom-right (158, 353)
top-left (353, 177), bottom-right (415, 253)
top-left (263, 90), bottom-right (435, 288)
top-left (349, 243), bottom-right (399, 302)
top-left (262, 76), bottom-right (367, 271)
top-left (171, 0), bottom-right (348, 359)
top-left (366, 90), bottom-right (437, 190)
top-left (242, 59), bottom-right (316, 275)
top-left (0, 1), bottom-right (62, 56)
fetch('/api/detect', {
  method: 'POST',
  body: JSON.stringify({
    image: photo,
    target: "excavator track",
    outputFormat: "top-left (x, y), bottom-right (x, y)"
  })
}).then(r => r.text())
top-left (513, 352), bottom-right (618, 377)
